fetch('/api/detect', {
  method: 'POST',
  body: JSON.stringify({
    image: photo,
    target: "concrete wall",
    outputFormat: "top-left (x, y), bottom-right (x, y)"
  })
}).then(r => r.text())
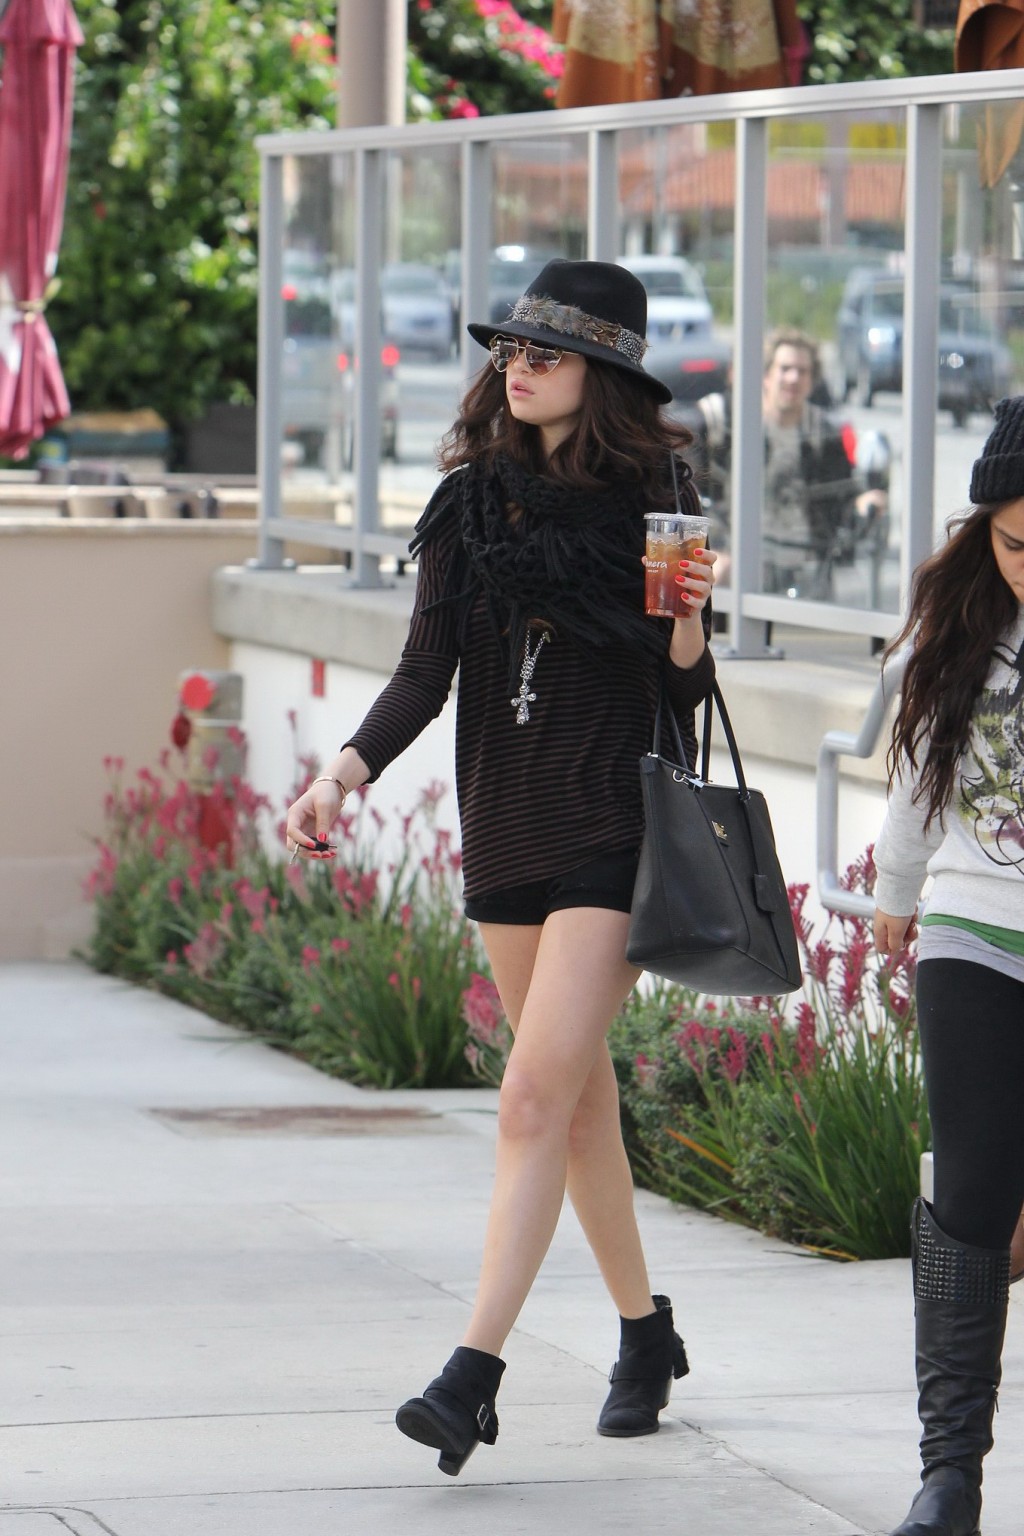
top-left (1, 520), bottom-right (258, 959)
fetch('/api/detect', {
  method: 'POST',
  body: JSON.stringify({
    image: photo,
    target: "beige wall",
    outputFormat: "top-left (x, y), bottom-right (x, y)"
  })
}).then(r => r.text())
top-left (0, 520), bottom-right (258, 959)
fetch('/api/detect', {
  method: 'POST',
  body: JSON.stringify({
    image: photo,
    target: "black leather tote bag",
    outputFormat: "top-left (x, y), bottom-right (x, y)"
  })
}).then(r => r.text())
top-left (627, 680), bottom-right (802, 995)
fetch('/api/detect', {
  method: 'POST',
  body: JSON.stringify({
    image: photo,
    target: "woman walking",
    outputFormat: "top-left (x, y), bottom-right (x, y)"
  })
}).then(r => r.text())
top-left (874, 397), bottom-right (1024, 1536)
top-left (285, 259), bottom-right (717, 1475)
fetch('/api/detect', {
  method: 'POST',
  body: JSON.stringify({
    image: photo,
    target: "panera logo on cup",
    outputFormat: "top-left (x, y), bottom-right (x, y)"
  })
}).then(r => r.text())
top-left (643, 512), bottom-right (709, 619)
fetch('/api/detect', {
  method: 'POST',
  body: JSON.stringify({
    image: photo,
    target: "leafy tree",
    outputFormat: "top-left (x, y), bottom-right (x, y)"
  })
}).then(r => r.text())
top-left (50, 0), bottom-right (338, 460)
top-left (408, 0), bottom-right (562, 119)
top-left (49, 1), bottom-right (560, 456)
top-left (797, 0), bottom-right (955, 82)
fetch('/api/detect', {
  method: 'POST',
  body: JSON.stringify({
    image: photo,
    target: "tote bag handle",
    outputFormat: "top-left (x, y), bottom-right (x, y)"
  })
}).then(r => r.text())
top-left (652, 679), bottom-right (751, 801)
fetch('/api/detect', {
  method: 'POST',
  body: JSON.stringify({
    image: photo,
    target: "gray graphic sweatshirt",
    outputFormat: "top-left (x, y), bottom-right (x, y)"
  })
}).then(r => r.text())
top-left (874, 606), bottom-right (1024, 928)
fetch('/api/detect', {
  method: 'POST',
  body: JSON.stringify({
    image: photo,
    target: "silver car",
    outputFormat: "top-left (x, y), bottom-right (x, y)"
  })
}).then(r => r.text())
top-left (380, 263), bottom-right (453, 362)
top-left (618, 255), bottom-right (714, 343)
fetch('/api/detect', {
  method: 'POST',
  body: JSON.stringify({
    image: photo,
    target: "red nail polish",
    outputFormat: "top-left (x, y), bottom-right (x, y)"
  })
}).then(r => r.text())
top-left (678, 560), bottom-right (689, 568)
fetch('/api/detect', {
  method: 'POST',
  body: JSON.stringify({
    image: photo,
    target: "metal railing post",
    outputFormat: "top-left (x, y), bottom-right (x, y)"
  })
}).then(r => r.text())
top-left (902, 104), bottom-right (944, 598)
top-left (351, 145), bottom-right (384, 587)
top-left (255, 152), bottom-right (286, 570)
top-left (728, 116), bottom-right (773, 658)
top-left (460, 139), bottom-right (492, 390)
top-left (587, 130), bottom-right (619, 263)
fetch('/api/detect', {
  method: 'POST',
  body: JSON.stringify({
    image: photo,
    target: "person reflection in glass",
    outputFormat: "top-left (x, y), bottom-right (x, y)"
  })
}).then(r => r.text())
top-left (696, 327), bottom-right (888, 601)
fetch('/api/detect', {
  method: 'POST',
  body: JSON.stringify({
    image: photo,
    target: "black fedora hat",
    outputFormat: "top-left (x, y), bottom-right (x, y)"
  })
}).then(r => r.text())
top-left (468, 258), bottom-right (672, 405)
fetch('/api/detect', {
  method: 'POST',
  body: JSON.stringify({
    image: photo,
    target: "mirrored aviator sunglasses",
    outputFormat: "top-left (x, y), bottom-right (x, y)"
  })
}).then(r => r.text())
top-left (489, 335), bottom-right (565, 376)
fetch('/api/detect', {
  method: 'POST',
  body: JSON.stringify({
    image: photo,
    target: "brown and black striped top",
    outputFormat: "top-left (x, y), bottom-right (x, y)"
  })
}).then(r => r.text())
top-left (346, 509), bottom-right (715, 898)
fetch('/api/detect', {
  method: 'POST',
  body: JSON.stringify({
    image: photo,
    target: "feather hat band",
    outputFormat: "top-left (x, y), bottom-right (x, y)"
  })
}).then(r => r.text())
top-left (468, 258), bottom-right (672, 404)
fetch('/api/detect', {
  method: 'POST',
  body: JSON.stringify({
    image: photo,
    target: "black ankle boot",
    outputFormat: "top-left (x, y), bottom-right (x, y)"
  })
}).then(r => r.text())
top-left (395, 1346), bottom-right (506, 1476)
top-left (597, 1294), bottom-right (689, 1437)
top-left (891, 1199), bottom-right (1009, 1536)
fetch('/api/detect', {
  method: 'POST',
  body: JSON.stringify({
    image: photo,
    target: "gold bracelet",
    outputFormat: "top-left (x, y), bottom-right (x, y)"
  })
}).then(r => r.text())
top-left (310, 775), bottom-right (348, 801)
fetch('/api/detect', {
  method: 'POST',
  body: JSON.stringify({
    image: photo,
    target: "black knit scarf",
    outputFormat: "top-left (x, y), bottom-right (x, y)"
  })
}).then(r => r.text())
top-left (410, 453), bottom-right (668, 687)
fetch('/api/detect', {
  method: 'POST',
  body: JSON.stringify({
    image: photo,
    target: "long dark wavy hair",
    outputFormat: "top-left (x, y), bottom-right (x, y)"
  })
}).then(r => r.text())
top-left (437, 354), bottom-right (694, 506)
top-left (885, 503), bottom-right (1018, 827)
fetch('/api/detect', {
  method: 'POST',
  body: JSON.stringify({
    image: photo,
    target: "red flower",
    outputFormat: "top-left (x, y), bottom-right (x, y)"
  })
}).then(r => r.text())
top-left (170, 711), bottom-right (192, 752)
top-left (839, 934), bottom-right (872, 1014)
top-left (795, 1002), bottom-right (820, 1075)
top-left (183, 921), bottom-right (224, 978)
top-left (462, 973), bottom-right (505, 1043)
top-left (722, 1028), bottom-right (749, 1083)
top-left (807, 940), bottom-right (835, 984)
top-left (635, 1052), bottom-right (661, 1091)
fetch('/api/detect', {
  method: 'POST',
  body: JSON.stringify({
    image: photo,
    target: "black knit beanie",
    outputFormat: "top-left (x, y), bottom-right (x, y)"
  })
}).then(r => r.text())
top-left (969, 395), bottom-right (1024, 504)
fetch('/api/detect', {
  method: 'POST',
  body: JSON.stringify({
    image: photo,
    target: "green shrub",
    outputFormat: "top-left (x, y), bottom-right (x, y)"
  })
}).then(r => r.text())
top-left (609, 857), bottom-right (928, 1260)
top-left (83, 745), bottom-right (492, 1089)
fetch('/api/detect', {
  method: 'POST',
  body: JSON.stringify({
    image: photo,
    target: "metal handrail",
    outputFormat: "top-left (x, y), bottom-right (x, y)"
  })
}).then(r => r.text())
top-left (816, 648), bottom-right (907, 918)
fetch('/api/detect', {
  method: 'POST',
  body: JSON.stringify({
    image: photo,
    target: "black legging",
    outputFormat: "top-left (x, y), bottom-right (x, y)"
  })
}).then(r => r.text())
top-left (918, 957), bottom-right (1024, 1251)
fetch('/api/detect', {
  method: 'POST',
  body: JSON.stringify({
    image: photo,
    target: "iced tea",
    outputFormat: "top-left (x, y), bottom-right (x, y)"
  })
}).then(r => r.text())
top-left (644, 513), bottom-right (709, 618)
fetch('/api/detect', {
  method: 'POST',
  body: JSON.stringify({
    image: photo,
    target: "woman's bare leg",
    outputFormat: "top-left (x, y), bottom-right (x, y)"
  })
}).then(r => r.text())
top-left (564, 1040), bottom-right (655, 1318)
top-left (461, 908), bottom-right (651, 1356)
top-left (1012, 1205), bottom-right (1024, 1280)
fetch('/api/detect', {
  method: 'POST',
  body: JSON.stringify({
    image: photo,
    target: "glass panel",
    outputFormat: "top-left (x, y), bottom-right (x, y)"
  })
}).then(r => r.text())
top-left (760, 109), bottom-right (907, 619)
top-left (378, 143), bottom-right (462, 539)
top-left (280, 151), bottom-right (356, 552)
top-left (938, 101), bottom-right (1024, 538)
top-left (619, 123), bottom-right (736, 618)
top-left (488, 137), bottom-right (587, 332)
top-left (492, 136), bottom-right (588, 260)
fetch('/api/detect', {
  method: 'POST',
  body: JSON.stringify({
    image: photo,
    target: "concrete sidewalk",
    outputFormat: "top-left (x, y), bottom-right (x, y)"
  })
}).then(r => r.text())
top-left (1, 963), bottom-right (1022, 1535)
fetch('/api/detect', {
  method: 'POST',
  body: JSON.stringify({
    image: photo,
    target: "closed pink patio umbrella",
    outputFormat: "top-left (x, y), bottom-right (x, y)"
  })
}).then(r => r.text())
top-left (0, 0), bottom-right (83, 458)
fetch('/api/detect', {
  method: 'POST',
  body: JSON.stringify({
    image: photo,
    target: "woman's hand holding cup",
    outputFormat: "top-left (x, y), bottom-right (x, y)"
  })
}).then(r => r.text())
top-left (674, 544), bottom-right (717, 616)
top-left (643, 512), bottom-right (712, 619)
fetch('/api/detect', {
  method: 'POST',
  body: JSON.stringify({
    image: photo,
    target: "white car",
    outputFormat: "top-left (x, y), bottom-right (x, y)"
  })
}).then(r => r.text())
top-left (618, 255), bottom-right (713, 343)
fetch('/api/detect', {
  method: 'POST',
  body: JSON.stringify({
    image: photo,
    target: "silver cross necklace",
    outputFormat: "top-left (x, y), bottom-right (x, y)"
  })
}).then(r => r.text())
top-left (511, 628), bottom-right (551, 725)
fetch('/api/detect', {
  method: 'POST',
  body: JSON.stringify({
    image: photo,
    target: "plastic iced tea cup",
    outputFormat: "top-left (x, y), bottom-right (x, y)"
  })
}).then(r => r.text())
top-left (644, 513), bottom-right (709, 618)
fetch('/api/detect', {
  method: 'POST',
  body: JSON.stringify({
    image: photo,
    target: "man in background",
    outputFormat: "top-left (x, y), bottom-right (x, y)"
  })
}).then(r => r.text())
top-left (694, 327), bottom-right (888, 601)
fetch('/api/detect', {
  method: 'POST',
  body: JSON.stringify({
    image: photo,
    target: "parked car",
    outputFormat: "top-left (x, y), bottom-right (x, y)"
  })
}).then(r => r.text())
top-left (380, 263), bottom-right (453, 361)
top-left (617, 255), bottom-right (713, 342)
top-left (487, 245), bottom-right (562, 325)
top-left (281, 291), bottom-right (399, 468)
top-left (837, 269), bottom-right (1013, 426)
top-left (644, 334), bottom-right (732, 406)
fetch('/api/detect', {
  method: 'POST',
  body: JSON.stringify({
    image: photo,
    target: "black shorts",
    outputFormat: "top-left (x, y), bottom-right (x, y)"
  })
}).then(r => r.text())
top-left (464, 848), bottom-right (641, 926)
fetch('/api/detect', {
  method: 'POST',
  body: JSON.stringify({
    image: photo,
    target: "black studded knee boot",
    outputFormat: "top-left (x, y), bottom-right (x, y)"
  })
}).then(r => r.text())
top-left (396, 1346), bottom-right (506, 1477)
top-left (597, 1294), bottom-right (689, 1437)
top-left (891, 1199), bottom-right (1009, 1536)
